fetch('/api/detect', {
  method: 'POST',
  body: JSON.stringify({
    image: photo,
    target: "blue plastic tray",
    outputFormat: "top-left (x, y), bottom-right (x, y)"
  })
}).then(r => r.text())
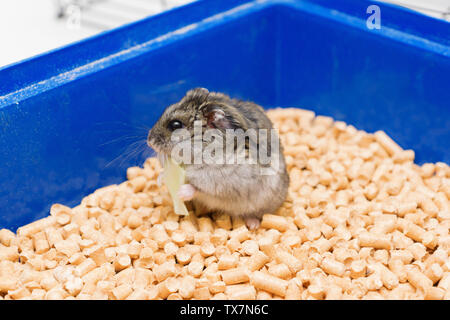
top-left (0, 0), bottom-right (449, 231)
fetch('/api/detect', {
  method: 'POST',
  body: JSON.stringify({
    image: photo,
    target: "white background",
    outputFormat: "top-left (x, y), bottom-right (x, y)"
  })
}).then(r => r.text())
top-left (0, 0), bottom-right (448, 68)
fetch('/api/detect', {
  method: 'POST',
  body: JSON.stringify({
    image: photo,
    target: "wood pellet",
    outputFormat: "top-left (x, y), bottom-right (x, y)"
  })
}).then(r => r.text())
top-left (0, 107), bottom-right (449, 300)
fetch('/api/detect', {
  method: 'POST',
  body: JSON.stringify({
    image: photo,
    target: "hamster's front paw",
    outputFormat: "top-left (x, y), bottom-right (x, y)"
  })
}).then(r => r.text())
top-left (245, 217), bottom-right (261, 230)
top-left (178, 184), bottom-right (196, 201)
top-left (157, 171), bottom-right (163, 187)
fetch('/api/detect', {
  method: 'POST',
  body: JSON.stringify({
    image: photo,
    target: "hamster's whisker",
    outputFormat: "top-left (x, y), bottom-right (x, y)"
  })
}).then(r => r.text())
top-left (93, 121), bottom-right (151, 134)
top-left (103, 139), bottom-right (148, 169)
top-left (99, 134), bottom-right (146, 147)
top-left (117, 140), bottom-right (147, 167)
top-left (145, 148), bottom-right (157, 158)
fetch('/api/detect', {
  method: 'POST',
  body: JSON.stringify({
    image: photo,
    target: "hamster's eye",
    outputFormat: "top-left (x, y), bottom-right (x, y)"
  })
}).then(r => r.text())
top-left (168, 120), bottom-right (184, 131)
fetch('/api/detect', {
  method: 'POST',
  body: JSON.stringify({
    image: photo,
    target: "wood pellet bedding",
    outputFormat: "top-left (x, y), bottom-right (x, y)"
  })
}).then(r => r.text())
top-left (0, 108), bottom-right (449, 300)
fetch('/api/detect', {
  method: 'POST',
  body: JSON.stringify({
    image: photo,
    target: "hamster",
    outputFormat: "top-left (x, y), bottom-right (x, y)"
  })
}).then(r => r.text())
top-left (147, 88), bottom-right (289, 230)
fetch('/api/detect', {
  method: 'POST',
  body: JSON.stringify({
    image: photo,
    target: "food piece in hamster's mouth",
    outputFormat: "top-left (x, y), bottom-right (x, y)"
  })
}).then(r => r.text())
top-left (163, 156), bottom-right (189, 216)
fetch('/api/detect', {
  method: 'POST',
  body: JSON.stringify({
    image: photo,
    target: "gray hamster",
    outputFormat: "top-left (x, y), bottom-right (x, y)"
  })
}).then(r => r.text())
top-left (147, 88), bottom-right (289, 230)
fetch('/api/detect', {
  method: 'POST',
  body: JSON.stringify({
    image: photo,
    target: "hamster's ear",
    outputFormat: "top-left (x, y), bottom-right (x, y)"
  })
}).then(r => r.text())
top-left (186, 87), bottom-right (209, 97)
top-left (205, 108), bottom-right (233, 129)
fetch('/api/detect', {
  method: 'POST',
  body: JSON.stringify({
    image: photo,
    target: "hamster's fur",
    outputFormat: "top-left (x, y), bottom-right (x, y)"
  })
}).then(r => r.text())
top-left (147, 88), bottom-right (289, 229)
